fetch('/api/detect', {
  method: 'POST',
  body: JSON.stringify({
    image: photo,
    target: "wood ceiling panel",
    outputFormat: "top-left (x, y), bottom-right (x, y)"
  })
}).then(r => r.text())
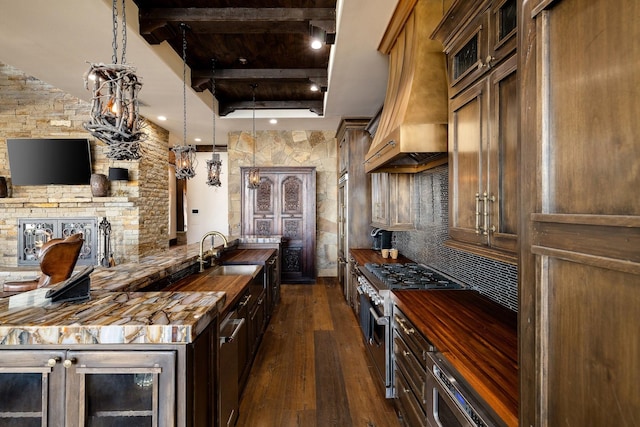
top-left (133, 0), bottom-right (335, 115)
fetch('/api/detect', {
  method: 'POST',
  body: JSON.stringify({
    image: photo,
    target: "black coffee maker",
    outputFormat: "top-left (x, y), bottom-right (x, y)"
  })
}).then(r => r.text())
top-left (371, 228), bottom-right (393, 250)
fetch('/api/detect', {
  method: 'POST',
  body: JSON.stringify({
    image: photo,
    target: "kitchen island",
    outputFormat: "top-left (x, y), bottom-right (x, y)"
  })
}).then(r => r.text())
top-left (0, 288), bottom-right (226, 426)
top-left (0, 239), bottom-right (278, 426)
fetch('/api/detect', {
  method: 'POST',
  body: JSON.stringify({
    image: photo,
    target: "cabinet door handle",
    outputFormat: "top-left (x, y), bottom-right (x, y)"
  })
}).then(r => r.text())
top-left (63, 358), bottom-right (77, 369)
top-left (475, 193), bottom-right (482, 234)
top-left (482, 192), bottom-right (496, 236)
top-left (238, 294), bottom-right (252, 308)
top-left (395, 316), bottom-right (415, 335)
top-left (47, 357), bottom-right (61, 367)
top-left (481, 55), bottom-right (496, 69)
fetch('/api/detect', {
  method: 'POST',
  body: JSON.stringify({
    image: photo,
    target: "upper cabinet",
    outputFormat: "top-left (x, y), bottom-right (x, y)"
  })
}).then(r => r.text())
top-left (442, 0), bottom-right (517, 98)
top-left (434, 0), bottom-right (518, 263)
top-left (371, 172), bottom-right (416, 231)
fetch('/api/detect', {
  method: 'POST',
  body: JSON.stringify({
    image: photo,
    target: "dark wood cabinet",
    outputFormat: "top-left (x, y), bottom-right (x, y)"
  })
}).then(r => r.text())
top-left (434, 0), bottom-right (519, 263)
top-left (0, 321), bottom-right (217, 426)
top-left (336, 119), bottom-right (372, 301)
top-left (241, 167), bottom-right (316, 284)
top-left (265, 252), bottom-right (279, 317)
top-left (0, 350), bottom-right (176, 426)
top-left (371, 172), bottom-right (416, 231)
top-left (519, 0), bottom-right (640, 425)
top-left (440, 0), bottom-right (517, 98)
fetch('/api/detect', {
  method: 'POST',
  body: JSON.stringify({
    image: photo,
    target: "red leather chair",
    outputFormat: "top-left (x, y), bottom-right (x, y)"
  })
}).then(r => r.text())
top-left (3, 233), bottom-right (84, 292)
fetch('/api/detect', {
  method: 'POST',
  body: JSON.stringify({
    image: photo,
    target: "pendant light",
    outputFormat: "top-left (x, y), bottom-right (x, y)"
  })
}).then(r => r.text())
top-left (247, 84), bottom-right (261, 189)
top-left (206, 59), bottom-right (222, 187)
top-left (172, 23), bottom-right (197, 180)
top-left (83, 0), bottom-right (146, 160)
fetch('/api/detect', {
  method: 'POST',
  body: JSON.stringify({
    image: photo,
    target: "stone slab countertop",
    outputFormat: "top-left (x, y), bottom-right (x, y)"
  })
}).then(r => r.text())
top-left (88, 243), bottom-right (202, 292)
top-left (0, 238), bottom-right (278, 345)
top-left (392, 290), bottom-right (518, 427)
top-left (0, 290), bottom-right (225, 345)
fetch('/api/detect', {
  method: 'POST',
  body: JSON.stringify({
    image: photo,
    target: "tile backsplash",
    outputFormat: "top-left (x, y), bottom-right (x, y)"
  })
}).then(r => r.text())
top-left (393, 165), bottom-right (518, 312)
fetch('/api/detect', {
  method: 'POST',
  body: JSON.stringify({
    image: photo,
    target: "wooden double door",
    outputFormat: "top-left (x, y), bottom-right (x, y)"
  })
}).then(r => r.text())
top-left (241, 167), bottom-right (316, 284)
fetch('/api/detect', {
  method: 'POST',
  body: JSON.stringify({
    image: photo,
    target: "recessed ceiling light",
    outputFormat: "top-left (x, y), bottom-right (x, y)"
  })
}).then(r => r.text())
top-left (269, 119), bottom-right (278, 124)
top-left (157, 115), bottom-right (167, 121)
top-left (310, 39), bottom-right (323, 50)
top-left (194, 138), bottom-right (202, 142)
top-left (310, 84), bottom-right (319, 92)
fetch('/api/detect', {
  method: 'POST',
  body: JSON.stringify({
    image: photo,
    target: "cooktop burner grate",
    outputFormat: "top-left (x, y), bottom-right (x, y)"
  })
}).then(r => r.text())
top-left (364, 263), bottom-right (462, 290)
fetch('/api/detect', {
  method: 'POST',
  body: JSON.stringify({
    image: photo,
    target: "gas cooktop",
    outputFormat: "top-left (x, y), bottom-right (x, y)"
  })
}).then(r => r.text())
top-left (364, 263), bottom-right (463, 290)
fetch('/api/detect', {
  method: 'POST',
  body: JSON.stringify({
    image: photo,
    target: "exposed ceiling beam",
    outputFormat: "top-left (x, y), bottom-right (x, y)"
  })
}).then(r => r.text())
top-left (191, 68), bottom-right (328, 91)
top-left (219, 100), bottom-right (324, 116)
top-left (194, 68), bottom-right (327, 80)
top-left (139, 8), bottom-right (336, 44)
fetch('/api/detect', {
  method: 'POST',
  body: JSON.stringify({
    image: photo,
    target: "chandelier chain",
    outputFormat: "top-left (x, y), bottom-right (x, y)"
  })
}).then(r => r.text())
top-left (110, 0), bottom-right (128, 64)
top-left (252, 84), bottom-right (256, 167)
top-left (182, 23), bottom-right (187, 148)
top-left (111, 0), bottom-right (118, 64)
top-left (121, 0), bottom-right (127, 64)
top-left (212, 59), bottom-right (216, 158)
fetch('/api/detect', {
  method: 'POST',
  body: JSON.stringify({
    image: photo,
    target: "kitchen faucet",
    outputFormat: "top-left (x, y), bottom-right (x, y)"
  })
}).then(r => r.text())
top-left (199, 231), bottom-right (229, 272)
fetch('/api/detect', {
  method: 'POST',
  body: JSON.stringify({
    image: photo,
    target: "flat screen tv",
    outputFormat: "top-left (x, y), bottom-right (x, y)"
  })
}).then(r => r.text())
top-left (7, 138), bottom-right (93, 185)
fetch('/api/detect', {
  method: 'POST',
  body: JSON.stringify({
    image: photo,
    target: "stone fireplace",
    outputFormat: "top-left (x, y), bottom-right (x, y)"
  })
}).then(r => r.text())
top-left (0, 197), bottom-right (139, 269)
top-left (0, 62), bottom-right (172, 270)
top-left (17, 217), bottom-right (98, 266)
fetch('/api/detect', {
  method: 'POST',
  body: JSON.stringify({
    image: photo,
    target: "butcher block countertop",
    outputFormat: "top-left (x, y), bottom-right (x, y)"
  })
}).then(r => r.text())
top-left (349, 248), bottom-right (413, 266)
top-left (219, 248), bottom-right (276, 265)
top-left (164, 269), bottom-right (255, 316)
top-left (392, 290), bottom-right (518, 427)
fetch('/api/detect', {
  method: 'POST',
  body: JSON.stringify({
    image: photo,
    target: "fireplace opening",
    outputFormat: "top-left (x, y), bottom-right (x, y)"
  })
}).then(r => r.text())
top-left (18, 218), bottom-right (97, 266)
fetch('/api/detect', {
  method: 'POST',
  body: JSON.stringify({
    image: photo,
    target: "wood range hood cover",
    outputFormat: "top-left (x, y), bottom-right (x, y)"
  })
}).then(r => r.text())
top-left (365, 0), bottom-right (448, 174)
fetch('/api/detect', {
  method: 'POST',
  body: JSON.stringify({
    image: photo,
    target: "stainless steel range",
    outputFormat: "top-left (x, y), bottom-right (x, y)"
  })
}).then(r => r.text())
top-left (355, 262), bottom-right (463, 398)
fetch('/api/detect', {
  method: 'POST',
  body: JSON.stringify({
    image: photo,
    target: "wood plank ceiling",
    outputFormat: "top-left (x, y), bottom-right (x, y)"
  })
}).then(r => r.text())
top-left (132, 0), bottom-right (336, 116)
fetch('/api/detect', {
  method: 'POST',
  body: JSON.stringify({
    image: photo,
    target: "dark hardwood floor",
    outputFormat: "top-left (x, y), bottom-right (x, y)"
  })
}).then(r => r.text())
top-left (237, 278), bottom-right (400, 427)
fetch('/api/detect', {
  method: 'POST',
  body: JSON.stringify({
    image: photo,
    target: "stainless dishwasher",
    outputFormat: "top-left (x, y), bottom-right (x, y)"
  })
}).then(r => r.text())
top-left (219, 311), bottom-right (245, 427)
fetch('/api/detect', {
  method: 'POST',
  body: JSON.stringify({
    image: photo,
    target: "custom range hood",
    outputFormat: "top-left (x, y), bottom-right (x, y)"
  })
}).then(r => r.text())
top-left (365, 0), bottom-right (448, 173)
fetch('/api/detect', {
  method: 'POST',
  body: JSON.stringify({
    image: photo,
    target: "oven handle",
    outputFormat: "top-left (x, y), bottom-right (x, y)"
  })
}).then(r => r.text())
top-left (370, 307), bottom-right (389, 326)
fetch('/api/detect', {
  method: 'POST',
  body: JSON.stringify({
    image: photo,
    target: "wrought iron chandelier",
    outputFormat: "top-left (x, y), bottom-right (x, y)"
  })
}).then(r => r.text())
top-left (206, 59), bottom-right (222, 187)
top-left (247, 84), bottom-right (261, 189)
top-left (172, 23), bottom-right (197, 180)
top-left (83, 0), bottom-right (146, 160)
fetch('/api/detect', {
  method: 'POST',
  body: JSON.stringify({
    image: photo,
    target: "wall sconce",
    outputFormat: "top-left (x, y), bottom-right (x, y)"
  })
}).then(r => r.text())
top-left (108, 167), bottom-right (129, 181)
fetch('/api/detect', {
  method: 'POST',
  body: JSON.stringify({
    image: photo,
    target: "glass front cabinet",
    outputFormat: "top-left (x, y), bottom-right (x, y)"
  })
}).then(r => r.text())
top-left (0, 349), bottom-right (176, 426)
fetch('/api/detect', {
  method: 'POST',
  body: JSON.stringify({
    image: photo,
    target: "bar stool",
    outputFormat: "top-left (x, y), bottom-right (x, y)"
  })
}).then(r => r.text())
top-left (3, 233), bottom-right (84, 292)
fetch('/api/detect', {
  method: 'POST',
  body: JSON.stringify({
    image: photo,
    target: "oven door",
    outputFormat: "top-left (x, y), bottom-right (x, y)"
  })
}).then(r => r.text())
top-left (358, 289), bottom-right (389, 390)
top-left (427, 371), bottom-right (475, 427)
top-left (426, 353), bottom-right (503, 427)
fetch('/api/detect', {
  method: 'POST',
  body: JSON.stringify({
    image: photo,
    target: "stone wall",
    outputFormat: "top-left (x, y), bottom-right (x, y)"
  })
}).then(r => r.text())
top-left (0, 62), bottom-right (170, 268)
top-left (227, 130), bottom-right (338, 277)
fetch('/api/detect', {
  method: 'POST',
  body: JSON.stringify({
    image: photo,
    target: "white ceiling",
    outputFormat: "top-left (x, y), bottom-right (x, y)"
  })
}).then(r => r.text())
top-left (0, 0), bottom-right (398, 146)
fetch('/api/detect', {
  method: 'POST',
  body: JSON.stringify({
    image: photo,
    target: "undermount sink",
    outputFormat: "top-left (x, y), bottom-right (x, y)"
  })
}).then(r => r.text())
top-left (209, 264), bottom-right (262, 278)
